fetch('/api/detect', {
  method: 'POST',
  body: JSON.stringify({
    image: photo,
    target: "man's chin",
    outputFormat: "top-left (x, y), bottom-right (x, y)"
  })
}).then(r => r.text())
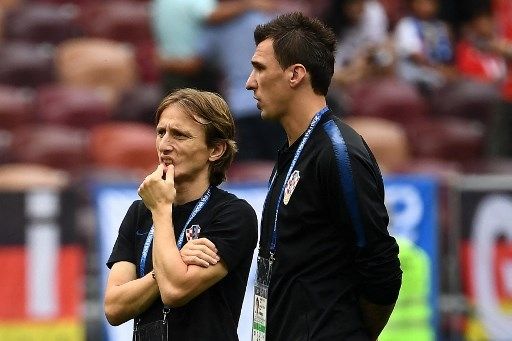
top-left (260, 110), bottom-right (277, 121)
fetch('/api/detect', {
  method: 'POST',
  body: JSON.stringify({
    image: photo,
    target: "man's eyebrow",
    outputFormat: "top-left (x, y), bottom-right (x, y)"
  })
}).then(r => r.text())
top-left (156, 125), bottom-right (191, 135)
top-left (251, 60), bottom-right (264, 68)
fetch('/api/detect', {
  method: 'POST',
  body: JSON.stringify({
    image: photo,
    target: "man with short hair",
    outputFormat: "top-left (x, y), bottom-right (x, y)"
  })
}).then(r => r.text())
top-left (245, 12), bottom-right (402, 340)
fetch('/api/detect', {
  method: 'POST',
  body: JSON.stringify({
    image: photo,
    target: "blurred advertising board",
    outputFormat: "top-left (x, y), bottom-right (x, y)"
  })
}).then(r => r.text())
top-left (95, 175), bottom-right (438, 340)
top-left (453, 176), bottom-right (512, 340)
top-left (0, 189), bottom-right (85, 340)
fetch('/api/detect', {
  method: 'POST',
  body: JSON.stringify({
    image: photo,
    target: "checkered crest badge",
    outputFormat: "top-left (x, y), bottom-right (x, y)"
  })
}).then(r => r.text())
top-left (186, 224), bottom-right (201, 241)
top-left (283, 170), bottom-right (300, 205)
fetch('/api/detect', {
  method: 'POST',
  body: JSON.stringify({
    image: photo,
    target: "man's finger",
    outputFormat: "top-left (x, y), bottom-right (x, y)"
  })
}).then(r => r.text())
top-left (149, 164), bottom-right (165, 180)
top-left (196, 244), bottom-right (220, 260)
top-left (184, 255), bottom-right (209, 268)
top-left (195, 238), bottom-right (218, 253)
top-left (164, 164), bottom-right (175, 184)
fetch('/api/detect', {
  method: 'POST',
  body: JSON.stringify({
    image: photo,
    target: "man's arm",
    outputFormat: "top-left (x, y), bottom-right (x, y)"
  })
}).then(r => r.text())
top-left (359, 297), bottom-right (396, 340)
top-left (104, 261), bottom-right (160, 326)
top-left (322, 127), bottom-right (402, 339)
top-left (151, 205), bottom-right (228, 307)
top-left (206, 0), bottom-right (276, 25)
top-left (138, 164), bottom-right (228, 307)
top-left (180, 238), bottom-right (220, 268)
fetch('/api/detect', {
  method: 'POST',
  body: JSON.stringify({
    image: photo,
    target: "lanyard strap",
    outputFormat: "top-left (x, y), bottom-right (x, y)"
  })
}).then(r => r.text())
top-left (139, 187), bottom-right (211, 277)
top-left (265, 107), bottom-right (328, 255)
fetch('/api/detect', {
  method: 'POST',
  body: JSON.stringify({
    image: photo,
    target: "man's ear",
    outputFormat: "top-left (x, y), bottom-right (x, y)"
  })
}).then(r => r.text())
top-left (209, 141), bottom-right (226, 162)
top-left (289, 64), bottom-right (307, 88)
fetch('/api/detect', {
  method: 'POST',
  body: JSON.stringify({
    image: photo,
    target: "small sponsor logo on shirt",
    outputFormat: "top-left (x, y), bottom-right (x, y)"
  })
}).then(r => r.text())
top-left (136, 229), bottom-right (149, 236)
top-left (283, 170), bottom-right (300, 205)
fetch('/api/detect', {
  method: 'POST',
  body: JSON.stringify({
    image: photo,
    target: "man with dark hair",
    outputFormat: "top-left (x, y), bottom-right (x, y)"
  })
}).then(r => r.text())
top-left (245, 12), bottom-right (402, 340)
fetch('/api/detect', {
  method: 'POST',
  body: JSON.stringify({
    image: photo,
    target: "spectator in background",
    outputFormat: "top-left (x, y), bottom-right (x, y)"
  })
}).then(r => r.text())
top-left (151, 0), bottom-right (274, 93)
top-left (151, 0), bottom-right (217, 93)
top-left (327, 0), bottom-right (393, 86)
top-left (199, 0), bottom-right (287, 161)
top-left (454, 6), bottom-right (509, 157)
top-left (487, 0), bottom-right (512, 157)
top-left (394, 0), bottom-right (457, 96)
top-left (325, 0), bottom-right (395, 112)
top-left (456, 7), bottom-right (507, 85)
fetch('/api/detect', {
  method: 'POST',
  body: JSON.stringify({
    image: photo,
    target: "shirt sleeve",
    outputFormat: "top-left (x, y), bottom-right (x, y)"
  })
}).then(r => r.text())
top-left (203, 199), bottom-right (258, 271)
top-left (323, 125), bottom-right (402, 305)
top-left (364, 0), bottom-right (389, 44)
top-left (394, 17), bottom-right (422, 57)
top-left (190, 0), bottom-right (217, 21)
top-left (106, 201), bottom-right (139, 269)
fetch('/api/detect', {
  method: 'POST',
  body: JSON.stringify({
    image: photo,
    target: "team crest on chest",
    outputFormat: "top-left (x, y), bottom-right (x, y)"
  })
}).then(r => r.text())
top-left (283, 170), bottom-right (300, 205)
top-left (186, 224), bottom-right (201, 241)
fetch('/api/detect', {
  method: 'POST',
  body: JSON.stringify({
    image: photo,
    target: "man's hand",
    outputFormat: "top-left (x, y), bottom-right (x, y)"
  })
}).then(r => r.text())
top-left (180, 238), bottom-right (220, 268)
top-left (138, 164), bottom-right (176, 211)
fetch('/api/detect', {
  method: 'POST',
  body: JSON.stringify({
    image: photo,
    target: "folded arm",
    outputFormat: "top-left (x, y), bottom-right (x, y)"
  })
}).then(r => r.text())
top-left (139, 165), bottom-right (229, 308)
top-left (104, 261), bottom-right (160, 326)
top-left (151, 206), bottom-right (228, 307)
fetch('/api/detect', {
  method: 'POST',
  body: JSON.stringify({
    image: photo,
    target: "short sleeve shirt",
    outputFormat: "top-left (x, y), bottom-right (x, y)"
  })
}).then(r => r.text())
top-left (151, 0), bottom-right (217, 58)
top-left (107, 186), bottom-right (258, 340)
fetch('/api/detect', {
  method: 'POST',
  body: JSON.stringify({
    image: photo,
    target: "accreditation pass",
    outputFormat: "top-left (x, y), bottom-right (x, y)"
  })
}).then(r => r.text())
top-left (252, 256), bottom-right (271, 341)
top-left (252, 283), bottom-right (268, 341)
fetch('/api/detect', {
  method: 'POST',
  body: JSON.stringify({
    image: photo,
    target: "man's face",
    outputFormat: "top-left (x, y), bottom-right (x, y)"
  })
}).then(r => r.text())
top-left (156, 104), bottom-right (213, 184)
top-left (246, 39), bottom-right (291, 121)
top-left (411, 0), bottom-right (438, 20)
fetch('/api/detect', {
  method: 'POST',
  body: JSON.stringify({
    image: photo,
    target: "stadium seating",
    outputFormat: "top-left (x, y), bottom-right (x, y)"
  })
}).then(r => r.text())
top-left (134, 40), bottom-right (160, 84)
top-left (77, 1), bottom-right (152, 44)
top-left (36, 84), bottom-right (114, 128)
top-left (0, 163), bottom-right (70, 190)
top-left (3, 3), bottom-right (82, 44)
top-left (0, 0), bottom-right (22, 11)
top-left (0, 129), bottom-right (12, 164)
top-left (343, 116), bottom-right (410, 173)
top-left (0, 85), bottom-right (35, 130)
top-left (54, 38), bottom-right (138, 102)
top-left (87, 122), bottom-right (157, 173)
top-left (430, 80), bottom-right (500, 125)
top-left (8, 123), bottom-right (89, 172)
top-left (112, 84), bottom-right (163, 125)
top-left (345, 76), bottom-right (428, 126)
top-left (0, 42), bottom-right (55, 87)
top-left (406, 117), bottom-right (487, 163)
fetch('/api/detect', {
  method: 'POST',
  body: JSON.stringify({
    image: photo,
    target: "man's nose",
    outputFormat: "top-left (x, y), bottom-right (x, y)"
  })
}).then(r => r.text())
top-left (158, 138), bottom-right (173, 152)
top-left (246, 71), bottom-right (256, 90)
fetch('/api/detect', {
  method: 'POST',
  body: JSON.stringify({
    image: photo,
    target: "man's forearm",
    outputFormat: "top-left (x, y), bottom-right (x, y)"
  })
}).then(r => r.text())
top-left (359, 296), bottom-right (396, 341)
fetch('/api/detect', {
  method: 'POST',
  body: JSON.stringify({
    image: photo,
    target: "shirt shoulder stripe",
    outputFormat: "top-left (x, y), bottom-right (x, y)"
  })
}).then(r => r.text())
top-left (323, 119), bottom-right (366, 247)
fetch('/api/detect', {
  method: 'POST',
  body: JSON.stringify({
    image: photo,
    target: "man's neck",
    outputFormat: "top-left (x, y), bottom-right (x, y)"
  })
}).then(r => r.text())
top-left (174, 175), bottom-right (210, 206)
top-left (281, 94), bottom-right (327, 146)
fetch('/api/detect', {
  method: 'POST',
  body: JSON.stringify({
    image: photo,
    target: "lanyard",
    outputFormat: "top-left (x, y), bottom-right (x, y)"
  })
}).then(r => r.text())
top-left (139, 187), bottom-right (211, 277)
top-left (265, 107), bottom-right (328, 257)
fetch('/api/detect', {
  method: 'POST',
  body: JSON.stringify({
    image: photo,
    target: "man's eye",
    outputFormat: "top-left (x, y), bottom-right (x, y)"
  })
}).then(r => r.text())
top-left (174, 133), bottom-right (188, 140)
top-left (156, 129), bottom-right (165, 137)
